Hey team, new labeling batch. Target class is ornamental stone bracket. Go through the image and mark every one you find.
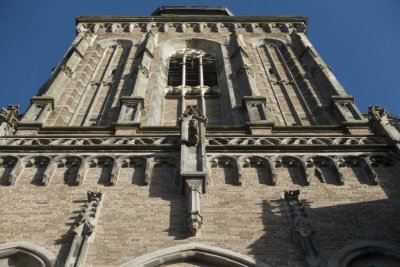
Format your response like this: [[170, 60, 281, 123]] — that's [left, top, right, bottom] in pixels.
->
[[179, 105, 208, 236], [65, 191, 104, 267], [369, 105, 400, 153], [0, 104, 19, 137], [183, 174, 205, 236], [284, 190, 322, 267]]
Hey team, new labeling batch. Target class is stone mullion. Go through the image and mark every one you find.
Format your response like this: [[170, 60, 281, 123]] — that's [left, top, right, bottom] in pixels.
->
[[9, 157, 23, 185], [83, 45, 119, 126], [69, 46, 109, 126], [199, 56, 207, 118], [275, 46, 317, 124], [181, 55, 187, 114], [256, 46, 288, 125], [265, 44, 303, 125], [221, 45, 240, 125]]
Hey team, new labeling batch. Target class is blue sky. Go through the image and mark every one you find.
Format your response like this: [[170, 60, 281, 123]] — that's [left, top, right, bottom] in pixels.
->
[[1, 0, 399, 114]]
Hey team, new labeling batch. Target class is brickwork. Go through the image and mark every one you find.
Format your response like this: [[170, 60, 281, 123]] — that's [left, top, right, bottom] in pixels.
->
[[2, 6, 400, 267], [0, 158, 398, 266]]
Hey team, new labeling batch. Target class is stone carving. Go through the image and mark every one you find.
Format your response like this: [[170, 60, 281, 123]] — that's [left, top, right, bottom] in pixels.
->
[[187, 119, 199, 147], [284, 190, 322, 267], [60, 65, 73, 78], [369, 105, 400, 153], [66, 191, 104, 267], [120, 103, 137, 122], [0, 137, 179, 146], [133, 64, 150, 78], [79, 22, 304, 34], [185, 178, 203, 236], [0, 105, 19, 137], [206, 136, 384, 146], [180, 105, 206, 121]]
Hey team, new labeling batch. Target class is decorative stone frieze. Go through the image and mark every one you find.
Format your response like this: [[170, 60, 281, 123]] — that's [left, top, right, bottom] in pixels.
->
[[179, 105, 208, 235], [284, 190, 322, 267]]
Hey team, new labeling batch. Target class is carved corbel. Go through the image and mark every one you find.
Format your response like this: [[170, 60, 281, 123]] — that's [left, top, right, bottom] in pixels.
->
[[76, 23, 86, 33], [184, 177, 203, 236], [76, 158, 92, 185], [284, 190, 322, 267], [359, 156, 379, 185], [312, 157, 343, 185], [42, 158, 58, 186], [209, 23, 220, 32], [294, 23, 307, 33], [144, 157, 153, 185], [66, 191, 104, 267], [8, 157, 23, 185], [267, 157, 277, 185], [110, 159, 122, 186]]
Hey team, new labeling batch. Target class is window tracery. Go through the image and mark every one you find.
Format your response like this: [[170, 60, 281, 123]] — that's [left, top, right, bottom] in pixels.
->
[[167, 49, 217, 88]]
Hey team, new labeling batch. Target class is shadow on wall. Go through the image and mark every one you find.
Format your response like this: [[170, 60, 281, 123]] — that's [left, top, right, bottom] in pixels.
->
[[148, 156, 187, 240], [248, 195, 400, 266], [53, 198, 87, 266]]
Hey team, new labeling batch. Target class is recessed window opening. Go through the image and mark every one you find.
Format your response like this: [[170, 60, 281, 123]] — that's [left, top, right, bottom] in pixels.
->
[[167, 49, 217, 87]]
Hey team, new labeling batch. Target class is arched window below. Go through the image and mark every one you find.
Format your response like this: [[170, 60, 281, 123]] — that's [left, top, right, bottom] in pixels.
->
[[167, 49, 218, 88]]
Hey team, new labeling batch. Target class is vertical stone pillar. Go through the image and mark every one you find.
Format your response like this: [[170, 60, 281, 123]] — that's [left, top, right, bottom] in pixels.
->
[[42, 158, 58, 186], [66, 191, 104, 267], [185, 178, 203, 236], [284, 190, 322, 267], [179, 105, 208, 236], [9, 157, 23, 185]]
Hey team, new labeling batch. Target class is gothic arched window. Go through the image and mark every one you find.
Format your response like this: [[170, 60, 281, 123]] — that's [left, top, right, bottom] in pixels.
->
[[167, 49, 218, 87]]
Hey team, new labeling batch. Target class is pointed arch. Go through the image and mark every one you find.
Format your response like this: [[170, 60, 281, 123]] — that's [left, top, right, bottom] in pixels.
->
[[328, 241, 400, 267], [119, 243, 270, 267], [0, 241, 56, 267]]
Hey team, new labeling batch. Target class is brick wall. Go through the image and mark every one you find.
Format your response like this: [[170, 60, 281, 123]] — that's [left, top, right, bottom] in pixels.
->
[[1, 156, 399, 266]]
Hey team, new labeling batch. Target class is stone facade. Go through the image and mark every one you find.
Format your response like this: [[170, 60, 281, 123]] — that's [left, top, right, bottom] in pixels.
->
[[0, 6, 399, 267]]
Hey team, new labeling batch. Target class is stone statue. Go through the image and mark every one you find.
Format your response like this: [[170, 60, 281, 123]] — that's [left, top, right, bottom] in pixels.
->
[[0, 105, 19, 137], [187, 119, 199, 147]]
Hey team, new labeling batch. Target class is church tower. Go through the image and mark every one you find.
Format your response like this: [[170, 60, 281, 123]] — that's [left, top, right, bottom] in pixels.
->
[[0, 6, 399, 267]]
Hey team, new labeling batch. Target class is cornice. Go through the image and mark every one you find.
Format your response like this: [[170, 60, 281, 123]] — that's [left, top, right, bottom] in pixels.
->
[[76, 16, 307, 25]]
